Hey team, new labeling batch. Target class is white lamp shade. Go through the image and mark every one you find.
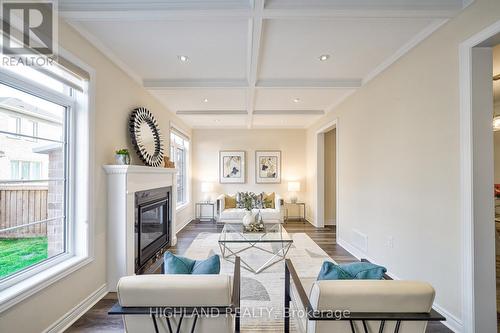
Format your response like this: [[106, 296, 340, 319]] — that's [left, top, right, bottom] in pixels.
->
[[201, 182, 214, 193], [494, 116, 500, 131], [288, 181, 300, 192]]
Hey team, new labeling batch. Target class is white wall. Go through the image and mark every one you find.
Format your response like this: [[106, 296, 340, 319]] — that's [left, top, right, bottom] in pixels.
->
[[305, 0, 500, 329], [324, 129, 336, 225], [0, 19, 193, 333], [192, 129, 306, 216]]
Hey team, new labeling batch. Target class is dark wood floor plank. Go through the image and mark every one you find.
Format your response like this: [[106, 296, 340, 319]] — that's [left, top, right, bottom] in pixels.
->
[[65, 220, 452, 333]]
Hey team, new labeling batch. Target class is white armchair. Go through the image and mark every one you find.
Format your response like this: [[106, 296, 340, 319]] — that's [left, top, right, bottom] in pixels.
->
[[216, 193, 284, 223], [284, 259, 445, 333], [109, 258, 241, 333]]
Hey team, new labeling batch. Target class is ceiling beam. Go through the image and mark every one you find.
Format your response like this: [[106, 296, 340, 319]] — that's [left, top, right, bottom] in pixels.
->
[[176, 110, 247, 115], [143, 79, 248, 89], [176, 109, 324, 116], [253, 110, 324, 115], [256, 78, 362, 88], [142, 78, 362, 89], [59, 0, 464, 20], [246, 0, 265, 129]]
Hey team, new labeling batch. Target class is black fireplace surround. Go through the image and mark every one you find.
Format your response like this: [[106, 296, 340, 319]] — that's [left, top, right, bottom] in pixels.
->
[[135, 186, 172, 273]]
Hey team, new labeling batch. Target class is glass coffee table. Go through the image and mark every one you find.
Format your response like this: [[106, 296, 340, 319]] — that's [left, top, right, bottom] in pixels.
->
[[218, 223, 293, 274]]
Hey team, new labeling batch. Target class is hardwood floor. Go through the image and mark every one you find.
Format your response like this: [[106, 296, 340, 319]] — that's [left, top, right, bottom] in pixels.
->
[[66, 220, 452, 333]]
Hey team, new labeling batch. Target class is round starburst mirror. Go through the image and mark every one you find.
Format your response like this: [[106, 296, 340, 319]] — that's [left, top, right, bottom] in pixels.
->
[[129, 107, 164, 167]]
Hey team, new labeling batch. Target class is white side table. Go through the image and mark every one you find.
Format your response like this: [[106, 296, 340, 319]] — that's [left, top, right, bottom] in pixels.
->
[[284, 202, 306, 222], [195, 202, 215, 222]]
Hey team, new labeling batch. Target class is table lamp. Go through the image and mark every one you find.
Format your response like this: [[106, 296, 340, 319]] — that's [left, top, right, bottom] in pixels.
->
[[201, 182, 214, 203], [288, 181, 300, 203]]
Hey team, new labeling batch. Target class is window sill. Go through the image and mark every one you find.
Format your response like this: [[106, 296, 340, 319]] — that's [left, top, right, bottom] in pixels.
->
[[176, 202, 191, 212], [0, 255, 93, 313]]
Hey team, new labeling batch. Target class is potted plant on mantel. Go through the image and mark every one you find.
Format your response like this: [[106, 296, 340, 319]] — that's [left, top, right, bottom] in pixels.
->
[[115, 149, 130, 165]]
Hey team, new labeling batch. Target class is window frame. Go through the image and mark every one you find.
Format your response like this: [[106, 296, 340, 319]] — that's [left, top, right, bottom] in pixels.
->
[[170, 127, 190, 210], [0, 52, 95, 313], [0, 70, 74, 289]]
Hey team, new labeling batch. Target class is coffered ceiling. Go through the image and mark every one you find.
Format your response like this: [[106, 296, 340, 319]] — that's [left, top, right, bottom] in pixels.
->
[[59, 0, 469, 129]]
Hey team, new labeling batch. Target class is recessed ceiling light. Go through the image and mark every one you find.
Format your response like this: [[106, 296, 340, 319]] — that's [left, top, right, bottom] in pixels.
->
[[319, 54, 330, 61], [214, 119, 220, 123], [178, 55, 189, 62], [203, 98, 209, 103], [293, 98, 300, 103]]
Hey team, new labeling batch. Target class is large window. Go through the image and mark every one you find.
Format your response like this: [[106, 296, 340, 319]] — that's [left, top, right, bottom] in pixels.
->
[[0, 62, 88, 286], [170, 128, 190, 207]]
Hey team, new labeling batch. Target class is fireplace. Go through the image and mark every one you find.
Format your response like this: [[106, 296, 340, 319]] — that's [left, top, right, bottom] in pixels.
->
[[135, 186, 172, 273]]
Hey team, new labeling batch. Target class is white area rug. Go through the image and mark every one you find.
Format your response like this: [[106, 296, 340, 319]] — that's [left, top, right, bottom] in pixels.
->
[[182, 232, 334, 332]]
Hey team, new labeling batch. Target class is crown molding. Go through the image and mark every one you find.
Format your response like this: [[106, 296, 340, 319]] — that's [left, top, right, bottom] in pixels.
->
[[362, 18, 448, 85], [67, 21, 143, 84]]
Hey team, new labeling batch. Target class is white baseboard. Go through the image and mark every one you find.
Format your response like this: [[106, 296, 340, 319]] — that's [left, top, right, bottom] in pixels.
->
[[43, 283, 108, 333], [325, 218, 336, 225], [337, 237, 365, 260], [175, 215, 193, 234], [433, 303, 463, 333], [338, 238, 462, 332]]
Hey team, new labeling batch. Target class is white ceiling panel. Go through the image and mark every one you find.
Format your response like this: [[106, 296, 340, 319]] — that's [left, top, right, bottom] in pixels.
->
[[252, 114, 323, 128], [254, 88, 354, 110], [150, 89, 247, 111], [258, 18, 435, 80], [77, 20, 249, 79]]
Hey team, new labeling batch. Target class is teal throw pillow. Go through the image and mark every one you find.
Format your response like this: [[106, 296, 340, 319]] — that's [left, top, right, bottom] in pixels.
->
[[317, 261, 387, 280], [317, 261, 353, 280], [163, 252, 220, 274], [340, 262, 387, 279]]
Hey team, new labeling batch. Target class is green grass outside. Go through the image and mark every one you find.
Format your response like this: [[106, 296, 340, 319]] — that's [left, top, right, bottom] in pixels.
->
[[0, 237, 48, 278]]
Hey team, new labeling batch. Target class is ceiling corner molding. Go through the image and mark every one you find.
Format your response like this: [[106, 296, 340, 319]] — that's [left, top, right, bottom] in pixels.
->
[[362, 18, 448, 85], [66, 21, 143, 84], [256, 79, 362, 88], [324, 90, 357, 114], [143, 79, 248, 89]]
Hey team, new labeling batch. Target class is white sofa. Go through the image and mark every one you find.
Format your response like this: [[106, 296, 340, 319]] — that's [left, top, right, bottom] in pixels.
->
[[216, 193, 284, 223]]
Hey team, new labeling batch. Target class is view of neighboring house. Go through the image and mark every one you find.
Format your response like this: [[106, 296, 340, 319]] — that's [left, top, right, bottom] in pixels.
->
[[0, 97, 63, 180], [0, 96, 65, 275]]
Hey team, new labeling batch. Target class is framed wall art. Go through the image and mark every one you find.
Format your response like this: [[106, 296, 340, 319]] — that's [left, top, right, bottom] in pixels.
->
[[219, 151, 246, 184], [255, 150, 281, 184]]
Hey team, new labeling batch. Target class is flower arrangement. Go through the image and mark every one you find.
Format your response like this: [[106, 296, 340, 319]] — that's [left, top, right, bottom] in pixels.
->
[[239, 192, 257, 211]]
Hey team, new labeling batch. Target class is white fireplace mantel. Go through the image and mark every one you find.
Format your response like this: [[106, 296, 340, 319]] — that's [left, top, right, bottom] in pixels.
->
[[103, 165, 178, 291]]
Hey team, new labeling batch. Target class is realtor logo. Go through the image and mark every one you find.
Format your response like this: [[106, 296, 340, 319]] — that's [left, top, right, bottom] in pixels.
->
[[2, 1, 54, 55]]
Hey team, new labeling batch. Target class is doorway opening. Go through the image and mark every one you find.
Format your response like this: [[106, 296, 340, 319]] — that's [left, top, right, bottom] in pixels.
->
[[315, 120, 338, 231], [324, 128, 337, 226], [460, 21, 500, 333]]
